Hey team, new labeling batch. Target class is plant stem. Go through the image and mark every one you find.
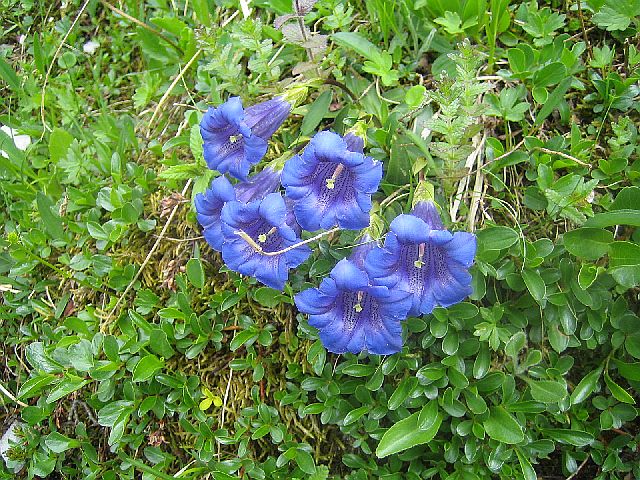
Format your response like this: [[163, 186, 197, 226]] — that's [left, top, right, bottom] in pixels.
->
[[234, 227, 340, 256]]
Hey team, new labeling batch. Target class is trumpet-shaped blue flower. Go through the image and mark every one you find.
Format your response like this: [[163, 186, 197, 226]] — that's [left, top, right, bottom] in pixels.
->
[[281, 131, 382, 231], [295, 241, 412, 355], [201, 96, 291, 180], [220, 193, 310, 290], [365, 202, 476, 316], [195, 168, 282, 252]]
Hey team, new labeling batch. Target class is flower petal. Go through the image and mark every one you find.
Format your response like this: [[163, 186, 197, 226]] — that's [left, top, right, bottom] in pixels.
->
[[259, 193, 287, 226], [444, 232, 477, 267], [295, 288, 335, 315], [344, 132, 364, 153], [330, 259, 369, 291], [412, 201, 444, 230], [310, 131, 347, 162], [389, 214, 430, 244]]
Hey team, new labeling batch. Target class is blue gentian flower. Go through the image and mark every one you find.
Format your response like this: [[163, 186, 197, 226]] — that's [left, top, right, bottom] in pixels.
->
[[365, 201, 476, 316], [195, 168, 282, 252], [295, 241, 412, 355], [220, 193, 311, 290], [281, 131, 382, 231], [201, 96, 291, 180]]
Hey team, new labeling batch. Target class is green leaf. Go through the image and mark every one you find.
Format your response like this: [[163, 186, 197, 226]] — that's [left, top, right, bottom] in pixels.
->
[[570, 368, 602, 405], [230, 329, 259, 352], [26, 343, 62, 373], [505, 332, 527, 358], [0, 57, 20, 91], [535, 76, 572, 126], [295, 450, 316, 475], [417, 399, 439, 430], [37, 192, 65, 240], [604, 371, 635, 404], [17, 374, 57, 400], [610, 187, 640, 210], [483, 406, 524, 444], [613, 359, 640, 382], [186, 258, 205, 289], [388, 377, 418, 410], [48, 128, 74, 163], [45, 432, 80, 453], [98, 401, 134, 427], [158, 163, 204, 180], [585, 210, 640, 228], [528, 380, 567, 403], [541, 428, 594, 447], [33, 33, 45, 74], [563, 228, 613, 260], [192, 0, 211, 25], [515, 447, 537, 480], [343, 406, 370, 426], [532, 62, 567, 87], [522, 269, 546, 304], [301, 90, 332, 136], [477, 226, 519, 251], [69, 340, 95, 372], [376, 410, 442, 458], [625, 334, 640, 359], [342, 364, 376, 377], [149, 329, 175, 358], [611, 265, 640, 288], [46, 375, 90, 403], [609, 241, 640, 267], [254, 287, 282, 308], [578, 263, 599, 289], [405, 85, 426, 108], [132, 354, 164, 382], [331, 32, 385, 65]]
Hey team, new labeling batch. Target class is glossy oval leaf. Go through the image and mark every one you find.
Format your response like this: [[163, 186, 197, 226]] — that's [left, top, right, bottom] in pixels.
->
[[376, 411, 442, 458], [570, 368, 602, 405], [483, 406, 524, 444], [563, 228, 613, 260], [528, 380, 567, 403]]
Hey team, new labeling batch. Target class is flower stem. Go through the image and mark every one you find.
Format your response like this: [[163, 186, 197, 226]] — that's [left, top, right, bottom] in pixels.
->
[[235, 227, 340, 256]]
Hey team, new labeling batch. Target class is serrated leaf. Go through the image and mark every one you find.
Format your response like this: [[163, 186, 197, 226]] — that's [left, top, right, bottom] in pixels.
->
[[158, 163, 204, 180]]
